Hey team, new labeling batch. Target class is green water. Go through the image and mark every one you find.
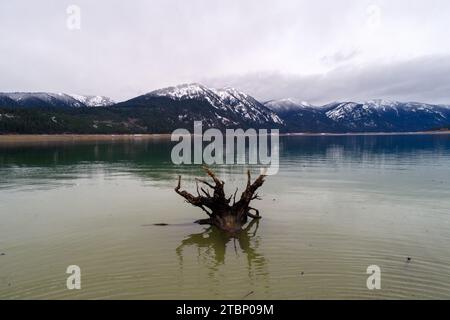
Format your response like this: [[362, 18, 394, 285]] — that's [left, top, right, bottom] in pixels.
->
[[1, 134, 450, 299]]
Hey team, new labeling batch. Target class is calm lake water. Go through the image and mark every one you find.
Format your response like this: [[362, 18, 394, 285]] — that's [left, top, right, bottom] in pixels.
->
[[1, 134, 450, 299]]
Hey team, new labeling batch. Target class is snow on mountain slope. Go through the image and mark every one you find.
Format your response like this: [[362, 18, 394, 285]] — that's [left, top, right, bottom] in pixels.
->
[[0, 92, 115, 108], [2, 87, 450, 133], [264, 98, 450, 132], [213, 87, 283, 124], [150, 83, 211, 100], [265, 98, 332, 132], [68, 94, 115, 107], [325, 100, 449, 121], [148, 83, 226, 110], [265, 98, 313, 113], [1, 92, 85, 108], [323, 100, 450, 131], [146, 83, 283, 126]]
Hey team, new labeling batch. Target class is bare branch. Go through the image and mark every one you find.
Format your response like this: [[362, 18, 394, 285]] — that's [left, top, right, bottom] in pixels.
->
[[195, 180, 200, 196], [203, 166, 224, 187], [237, 171, 266, 205], [247, 207, 261, 219], [200, 205, 212, 217], [174, 168, 268, 232], [175, 175, 212, 215], [251, 193, 262, 200], [194, 218, 213, 225], [200, 187, 211, 197], [195, 178, 215, 189], [232, 187, 238, 205]]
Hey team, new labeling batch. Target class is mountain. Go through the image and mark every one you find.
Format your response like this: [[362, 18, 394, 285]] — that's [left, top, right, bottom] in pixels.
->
[[264, 98, 338, 132], [115, 83, 283, 130], [2, 85, 450, 134], [322, 100, 450, 132], [0, 95, 20, 108], [0, 84, 284, 134], [265, 99, 450, 132], [0, 92, 114, 108], [0, 92, 85, 108], [265, 98, 313, 113], [67, 94, 115, 107]]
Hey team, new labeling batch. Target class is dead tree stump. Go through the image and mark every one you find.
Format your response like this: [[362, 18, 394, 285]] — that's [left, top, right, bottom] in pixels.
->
[[175, 166, 266, 233]]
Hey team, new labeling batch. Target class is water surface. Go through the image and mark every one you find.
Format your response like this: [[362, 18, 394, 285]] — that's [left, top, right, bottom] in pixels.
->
[[1, 134, 450, 299]]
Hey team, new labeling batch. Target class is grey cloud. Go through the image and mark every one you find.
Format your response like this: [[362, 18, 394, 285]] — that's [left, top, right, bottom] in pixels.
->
[[320, 49, 361, 67], [204, 55, 450, 105], [1, 1, 450, 103]]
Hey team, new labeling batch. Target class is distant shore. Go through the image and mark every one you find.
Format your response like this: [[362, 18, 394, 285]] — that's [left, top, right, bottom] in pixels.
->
[[282, 130, 450, 136], [0, 130, 449, 144], [0, 134, 172, 144]]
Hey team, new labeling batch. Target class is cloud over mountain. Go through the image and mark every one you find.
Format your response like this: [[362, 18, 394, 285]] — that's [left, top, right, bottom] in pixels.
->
[[204, 55, 450, 106]]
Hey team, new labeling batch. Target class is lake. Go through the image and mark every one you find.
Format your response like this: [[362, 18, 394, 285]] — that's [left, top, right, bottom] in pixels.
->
[[1, 134, 450, 299]]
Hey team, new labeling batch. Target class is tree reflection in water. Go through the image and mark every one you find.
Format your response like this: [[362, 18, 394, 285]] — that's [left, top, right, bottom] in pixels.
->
[[176, 219, 268, 288]]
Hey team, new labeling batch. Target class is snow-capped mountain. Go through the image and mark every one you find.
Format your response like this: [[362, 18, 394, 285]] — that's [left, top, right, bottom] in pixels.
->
[[149, 83, 215, 101], [147, 83, 283, 125], [264, 98, 333, 132], [0, 92, 114, 108], [2, 86, 450, 133], [117, 83, 283, 128], [321, 100, 450, 131], [212, 87, 283, 124], [265, 98, 450, 132], [324, 100, 449, 121], [0, 92, 85, 108], [67, 94, 115, 107], [265, 98, 313, 113]]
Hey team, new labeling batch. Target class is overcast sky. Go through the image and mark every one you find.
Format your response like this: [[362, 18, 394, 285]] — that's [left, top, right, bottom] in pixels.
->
[[1, 0, 450, 104]]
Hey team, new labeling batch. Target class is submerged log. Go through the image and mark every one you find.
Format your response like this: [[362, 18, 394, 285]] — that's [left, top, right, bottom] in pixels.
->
[[175, 166, 266, 233]]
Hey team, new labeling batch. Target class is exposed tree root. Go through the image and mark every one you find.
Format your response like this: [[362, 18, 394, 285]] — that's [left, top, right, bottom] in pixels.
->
[[175, 166, 267, 233]]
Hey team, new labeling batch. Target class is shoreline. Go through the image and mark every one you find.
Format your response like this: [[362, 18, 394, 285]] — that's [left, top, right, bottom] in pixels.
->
[[0, 134, 172, 144], [282, 130, 450, 136], [0, 130, 449, 143]]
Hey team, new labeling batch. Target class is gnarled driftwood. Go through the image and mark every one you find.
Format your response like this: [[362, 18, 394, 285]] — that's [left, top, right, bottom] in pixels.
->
[[175, 166, 266, 233]]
